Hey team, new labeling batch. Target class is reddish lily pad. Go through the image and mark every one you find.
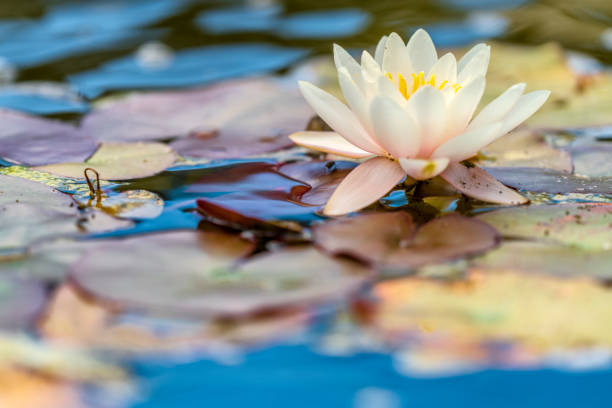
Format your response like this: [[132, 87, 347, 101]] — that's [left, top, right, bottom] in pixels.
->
[[194, 161, 331, 229], [278, 160, 357, 205], [70, 232, 368, 317], [475, 203, 612, 250], [314, 212, 499, 269], [0, 109, 97, 166], [81, 78, 312, 158]]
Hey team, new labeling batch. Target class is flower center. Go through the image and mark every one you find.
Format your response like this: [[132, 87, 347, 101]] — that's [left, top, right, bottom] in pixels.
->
[[384, 71, 462, 100]]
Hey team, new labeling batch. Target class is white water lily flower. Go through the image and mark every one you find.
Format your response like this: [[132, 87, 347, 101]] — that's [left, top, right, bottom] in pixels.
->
[[290, 29, 550, 216]]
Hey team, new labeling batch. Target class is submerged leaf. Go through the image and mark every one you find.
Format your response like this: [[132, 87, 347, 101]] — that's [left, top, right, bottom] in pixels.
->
[[314, 212, 499, 269], [36, 142, 177, 181]]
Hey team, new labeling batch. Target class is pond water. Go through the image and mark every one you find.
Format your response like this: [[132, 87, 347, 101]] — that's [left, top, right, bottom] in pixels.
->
[[1, 0, 612, 407]]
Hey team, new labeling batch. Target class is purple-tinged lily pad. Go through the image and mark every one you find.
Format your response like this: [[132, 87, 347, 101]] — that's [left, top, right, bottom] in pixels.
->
[[0, 277, 46, 330], [441, 162, 529, 205], [0, 109, 97, 166], [483, 167, 612, 194], [475, 203, 612, 250], [70, 232, 367, 317], [314, 212, 499, 269], [81, 78, 311, 158], [0, 175, 132, 251], [571, 143, 612, 178]]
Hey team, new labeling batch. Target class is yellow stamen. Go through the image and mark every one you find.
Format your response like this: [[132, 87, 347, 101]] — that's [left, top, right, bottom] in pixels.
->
[[385, 70, 462, 100], [427, 74, 436, 87], [398, 73, 408, 99]]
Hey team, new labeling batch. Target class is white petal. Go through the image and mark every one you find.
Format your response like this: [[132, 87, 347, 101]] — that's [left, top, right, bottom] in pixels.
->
[[431, 122, 502, 162], [468, 83, 525, 130], [457, 46, 490, 84], [441, 162, 528, 205], [398, 157, 449, 180], [445, 76, 486, 137], [407, 85, 447, 157], [427, 52, 457, 84], [289, 131, 372, 159], [374, 35, 388, 66], [298, 81, 384, 154], [407, 28, 438, 74], [370, 97, 420, 158], [333, 43, 360, 76], [338, 67, 372, 132], [324, 157, 405, 216], [361, 50, 381, 78], [376, 74, 407, 107], [499, 90, 551, 135], [382, 32, 412, 76], [457, 43, 488, 73]]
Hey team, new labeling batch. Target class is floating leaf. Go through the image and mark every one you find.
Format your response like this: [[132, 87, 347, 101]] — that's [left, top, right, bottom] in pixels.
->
[[440, 162, 528, 204], [278, 160, 357, 205], [0, 175, 132, 251], [41, 285, 308, 352], [314, 212, 499, 269], [476, 203, 612, 250], [36, 142, 177, 181], [472, 241, 612, 280], [71, 233, 368, 317], [81, 78, 312, 159], [374, 271, 612, 349], [194, 161, 324, 228], [484, 167, 612, 194], [73, 189, 164, 220], [0, 368, 83, 408], [0, 109, 97, 166], [0, 82, 89, 115], [197, 6, 370, 39], [478, 130, 572, 172], [0, 277, 45, 330], [70, 44, 308, 98], [0, 334, 125, 382], [571, 142, 612, 178]]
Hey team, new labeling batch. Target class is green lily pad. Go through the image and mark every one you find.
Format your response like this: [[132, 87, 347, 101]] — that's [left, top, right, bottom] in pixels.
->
[[478, 130, 572, 172], [35, 142, 177, 181], [475, 203, 612, 250], [472, 241, 612, 280]]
